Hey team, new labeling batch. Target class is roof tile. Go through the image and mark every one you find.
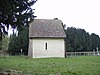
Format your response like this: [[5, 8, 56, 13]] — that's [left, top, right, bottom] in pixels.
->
[[29, 19, 66, 38]]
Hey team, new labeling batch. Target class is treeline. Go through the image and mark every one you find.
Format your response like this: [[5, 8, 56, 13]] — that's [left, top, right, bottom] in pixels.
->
[[65, 27, 100, 52], [8, 26, 29, 55], [1, 26, 100, 55], [0, 26, 29, 55]]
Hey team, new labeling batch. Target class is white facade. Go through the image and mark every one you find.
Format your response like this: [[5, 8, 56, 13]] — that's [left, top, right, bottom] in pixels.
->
[[28, 19, 66, 58], [29, 38, 65, 58]]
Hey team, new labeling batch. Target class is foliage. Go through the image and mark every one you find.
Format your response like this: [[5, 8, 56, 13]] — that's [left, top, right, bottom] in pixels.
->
[[65, 27, 100, 52], [2, 35, 10, 51], [0, 0, 37, 55], [8, 26, 100, 55], [17, 25, 29, 55], [8, 26, 29, 55], [0, 56, 100, 75], [0, 34, 2, 50], [89, 33, 100, 50], [0, 0, 37, 34], [8, 33, 20, 55], [0, 34, 9, 56]]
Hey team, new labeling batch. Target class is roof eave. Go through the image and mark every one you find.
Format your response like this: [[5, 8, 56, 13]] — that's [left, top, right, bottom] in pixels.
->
[[29, 36, 66, 39]]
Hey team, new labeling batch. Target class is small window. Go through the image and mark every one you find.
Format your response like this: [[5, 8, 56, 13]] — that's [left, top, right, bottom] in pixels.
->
[[45, 43, 47, 50]]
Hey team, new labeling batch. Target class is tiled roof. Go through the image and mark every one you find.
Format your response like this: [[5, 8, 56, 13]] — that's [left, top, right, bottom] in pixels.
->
[[29, 19, 66, 38]]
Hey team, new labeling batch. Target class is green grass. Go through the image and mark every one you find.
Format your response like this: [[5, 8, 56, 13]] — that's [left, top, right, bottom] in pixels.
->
[[0, 56, 100, 75]]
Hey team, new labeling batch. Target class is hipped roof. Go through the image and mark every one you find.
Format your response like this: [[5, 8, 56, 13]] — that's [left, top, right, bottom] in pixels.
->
[[29, 19, 66, 38]]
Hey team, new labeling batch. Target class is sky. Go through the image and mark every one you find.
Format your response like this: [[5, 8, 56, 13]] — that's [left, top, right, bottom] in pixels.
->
[[32, 0, 100, 36]]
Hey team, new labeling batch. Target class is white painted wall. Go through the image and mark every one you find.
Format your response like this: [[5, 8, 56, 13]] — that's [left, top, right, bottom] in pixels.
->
[[28, 39, 33, 57], [31, 38, 65, 58]]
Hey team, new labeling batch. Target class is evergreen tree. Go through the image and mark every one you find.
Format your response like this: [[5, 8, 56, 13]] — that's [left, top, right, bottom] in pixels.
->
[[65, 27, 100, 52], [8, 26, 29, 55], [0, 32, 2, 50], [89, 33, 100, 51], [0, 0, 37, 34], [17, 25, 29, 55], [0, 0, 37, 55], [8, 33, 19, 55], [65, 27, 76, 52]]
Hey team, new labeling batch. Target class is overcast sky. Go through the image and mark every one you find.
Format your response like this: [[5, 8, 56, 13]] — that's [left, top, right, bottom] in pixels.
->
[[33, 0, 100, 36]]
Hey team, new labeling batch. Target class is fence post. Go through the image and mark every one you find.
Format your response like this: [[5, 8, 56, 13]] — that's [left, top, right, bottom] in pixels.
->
[[21, 49, 23, 56], [96, 47, 99, 55]]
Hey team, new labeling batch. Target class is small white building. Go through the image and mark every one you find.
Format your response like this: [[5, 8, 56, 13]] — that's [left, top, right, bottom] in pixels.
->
[[28, 19, 66, 58]]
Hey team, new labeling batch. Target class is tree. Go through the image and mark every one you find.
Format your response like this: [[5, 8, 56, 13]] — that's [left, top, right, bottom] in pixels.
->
[[8, 33, 20, 55], [2, 35, 10, 56], [2, 35, 10, 51], [65, 27, 100, 52], [0, 0, 37, 34], [0, 0, 37, 54], [8, 26, 29, 55], [17, 25, 29, 55], [0, 33, 2, 50], [65, 27, 76, 52], [89, 33, 100, 51]]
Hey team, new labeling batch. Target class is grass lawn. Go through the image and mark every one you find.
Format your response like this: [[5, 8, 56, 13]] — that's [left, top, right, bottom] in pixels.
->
[[0, 56, 100, 75]]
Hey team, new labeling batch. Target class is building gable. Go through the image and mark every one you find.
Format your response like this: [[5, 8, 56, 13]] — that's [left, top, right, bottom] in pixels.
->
[[28, 19, 66, 58]]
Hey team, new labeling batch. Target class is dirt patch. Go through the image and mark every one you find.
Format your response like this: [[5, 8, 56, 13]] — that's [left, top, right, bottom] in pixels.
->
[[0, 69, 22, 75]]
